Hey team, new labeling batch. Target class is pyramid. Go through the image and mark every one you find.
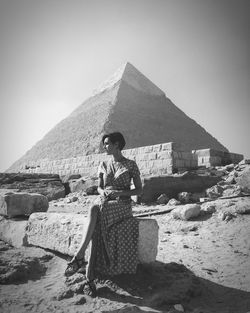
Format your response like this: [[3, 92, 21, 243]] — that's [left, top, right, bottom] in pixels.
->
[[9, 62, 228, 171]]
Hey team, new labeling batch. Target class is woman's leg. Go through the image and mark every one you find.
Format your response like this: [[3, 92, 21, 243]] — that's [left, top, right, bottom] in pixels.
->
[[73, 204, 100, 260]]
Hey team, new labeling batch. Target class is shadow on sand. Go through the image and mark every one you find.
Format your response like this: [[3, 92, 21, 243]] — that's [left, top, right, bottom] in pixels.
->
[[96, 261, 250, 313]]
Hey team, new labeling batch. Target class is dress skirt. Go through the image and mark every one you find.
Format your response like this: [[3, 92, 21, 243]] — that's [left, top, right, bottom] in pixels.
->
[[87, 198, 139, 278]]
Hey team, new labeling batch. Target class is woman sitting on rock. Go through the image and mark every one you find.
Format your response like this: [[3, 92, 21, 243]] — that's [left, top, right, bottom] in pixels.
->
[[65, 132, 142, 296]]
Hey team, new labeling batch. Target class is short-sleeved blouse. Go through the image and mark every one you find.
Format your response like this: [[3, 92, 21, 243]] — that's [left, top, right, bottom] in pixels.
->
[[98, 157, 140, 191]]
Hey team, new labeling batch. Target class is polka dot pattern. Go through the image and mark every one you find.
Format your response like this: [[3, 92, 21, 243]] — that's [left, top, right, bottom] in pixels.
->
[[89, 158, 140, 276]]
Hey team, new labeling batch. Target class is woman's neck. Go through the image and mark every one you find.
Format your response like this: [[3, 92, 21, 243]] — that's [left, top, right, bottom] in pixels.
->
[[112, 150, 124, 162]]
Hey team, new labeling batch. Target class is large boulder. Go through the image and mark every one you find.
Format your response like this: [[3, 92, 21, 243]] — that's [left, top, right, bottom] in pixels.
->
[[141, 174, 220, 203], [235, 166, 250, 193], [0, 192, 48, 217], [0, 173, 65, 201], [26, 212, 159, 263], [172, 204, 201, 220]]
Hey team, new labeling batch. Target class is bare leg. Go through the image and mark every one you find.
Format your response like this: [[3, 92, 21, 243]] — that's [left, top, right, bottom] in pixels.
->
[[73, 204, 100, 260], [85, 238, 97, 281]]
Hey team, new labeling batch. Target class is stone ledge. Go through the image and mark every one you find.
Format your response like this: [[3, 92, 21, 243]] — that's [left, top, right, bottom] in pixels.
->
[[26, 212, 159, 263]]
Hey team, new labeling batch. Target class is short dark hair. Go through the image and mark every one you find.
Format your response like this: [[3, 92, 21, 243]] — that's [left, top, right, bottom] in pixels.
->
[[102, 132, 126, 150]]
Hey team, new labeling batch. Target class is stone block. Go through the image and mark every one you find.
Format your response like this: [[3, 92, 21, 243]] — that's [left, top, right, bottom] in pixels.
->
[[26, 213, 159, 263], [172, 204, 201, 220], [0, 192, 49, 217], [0, 216, 28, 247], [161, 142, 173, 151]]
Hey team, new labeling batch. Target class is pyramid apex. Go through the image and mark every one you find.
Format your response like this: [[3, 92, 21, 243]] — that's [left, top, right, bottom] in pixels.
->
[[93, 62, 165, 96]]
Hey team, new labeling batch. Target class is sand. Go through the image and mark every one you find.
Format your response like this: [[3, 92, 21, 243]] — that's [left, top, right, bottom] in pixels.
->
[[0, 197, 250, 313]]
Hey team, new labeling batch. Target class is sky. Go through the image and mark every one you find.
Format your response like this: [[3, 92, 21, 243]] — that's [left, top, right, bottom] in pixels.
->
[[0, 0, 249, 172]]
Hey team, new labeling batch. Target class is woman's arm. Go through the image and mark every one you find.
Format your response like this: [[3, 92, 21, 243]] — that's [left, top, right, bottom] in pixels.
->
[[97, 173, 106, 197], [109, 175, 142, 197]]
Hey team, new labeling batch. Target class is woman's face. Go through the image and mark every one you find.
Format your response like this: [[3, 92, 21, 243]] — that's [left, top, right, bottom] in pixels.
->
[[103, 137, 118, 155]]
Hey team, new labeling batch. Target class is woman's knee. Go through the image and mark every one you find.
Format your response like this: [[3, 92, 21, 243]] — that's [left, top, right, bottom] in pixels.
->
[[89, 205, 99, 217]]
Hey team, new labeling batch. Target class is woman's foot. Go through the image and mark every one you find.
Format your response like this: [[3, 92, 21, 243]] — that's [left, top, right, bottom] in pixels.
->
[[83, 280, 97, 298], [64, 256, 88, 277]]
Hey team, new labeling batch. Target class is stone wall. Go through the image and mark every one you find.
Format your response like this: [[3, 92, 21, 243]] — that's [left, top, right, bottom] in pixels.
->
[[193, 149, 243, 168], [8, 142, 243, 178], [13, 142, 197, 177]]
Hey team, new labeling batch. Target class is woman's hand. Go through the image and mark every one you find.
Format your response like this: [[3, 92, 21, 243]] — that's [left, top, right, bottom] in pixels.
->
[[108, 190, 123, 198]]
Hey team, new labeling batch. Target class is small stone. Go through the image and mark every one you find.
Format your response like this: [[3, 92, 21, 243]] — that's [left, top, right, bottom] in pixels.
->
[[156, 194, 169, 205], [178, 192, 191, 203], [225, 164, 235, 171], [172, 204, 201, 221], [174, 304, 184, 312], [167, 198, 181, 206]]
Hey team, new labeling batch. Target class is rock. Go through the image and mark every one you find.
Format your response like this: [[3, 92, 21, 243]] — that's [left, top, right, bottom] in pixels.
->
[[68, 177, 98, 194], [239, 159, 250, 165], [85, 185, 98, 195], [167, 198, 181, 206], [222, 185, 242, 197], [200, 203, 216, 214], [206, 185, 223, 199], [65, 196, 78, 203], [172, 204, 201, 221], [26, 213, 159, 263], [74, 296, 86, 305], [178, 192, 191, 203], [224, 175, 235, 184], [174, 304, 185, 312], [156, 194, 169, 204], [224, 163, 235, 171], [0, 173, 65, 201], [218, 211, 236, 221], [235, 166, 250, 193], [0, 216, 29, 247], [0, 192, 49, 217]]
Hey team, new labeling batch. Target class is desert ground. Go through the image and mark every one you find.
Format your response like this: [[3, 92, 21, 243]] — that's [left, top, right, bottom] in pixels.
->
[[0, 194, 250, 313]]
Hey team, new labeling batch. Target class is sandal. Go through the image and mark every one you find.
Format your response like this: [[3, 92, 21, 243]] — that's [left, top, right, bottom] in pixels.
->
[[64, 257, 88, 277], [83, 280, 97, 298]]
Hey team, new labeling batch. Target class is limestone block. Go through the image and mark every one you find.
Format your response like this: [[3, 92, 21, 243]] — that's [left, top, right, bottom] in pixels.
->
[[153, 144, 162, 152], [157, 151, 172, 159], [161, 142, 173, 151], [172, 204, 201, 220], [26, 213, 159, 263], [0, 216, 28, 247], [0, 192, 49, 217]]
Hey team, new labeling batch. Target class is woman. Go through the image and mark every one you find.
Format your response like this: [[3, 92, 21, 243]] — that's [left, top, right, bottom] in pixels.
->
[[65, 132, 142, 296]]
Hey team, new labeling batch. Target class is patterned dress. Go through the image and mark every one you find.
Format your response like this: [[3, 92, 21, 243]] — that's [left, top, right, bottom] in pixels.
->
[[86, 157, 140, 278]]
